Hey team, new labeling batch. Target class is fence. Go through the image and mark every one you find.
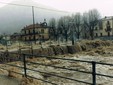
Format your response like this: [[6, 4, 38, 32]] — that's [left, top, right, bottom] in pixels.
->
[[0, 52, 113, 85]]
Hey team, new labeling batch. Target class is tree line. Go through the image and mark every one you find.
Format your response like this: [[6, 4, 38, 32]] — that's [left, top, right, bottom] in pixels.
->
[[48, 9, 101, 44]]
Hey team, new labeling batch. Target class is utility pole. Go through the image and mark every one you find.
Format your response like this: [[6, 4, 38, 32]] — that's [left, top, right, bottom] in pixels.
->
[[32, 6, 36, 44], [31, 6, 35, 56], [32, 6, 35, 28]]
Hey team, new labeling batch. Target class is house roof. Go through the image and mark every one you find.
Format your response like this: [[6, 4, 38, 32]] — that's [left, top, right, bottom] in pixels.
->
[[101, 16, 113, 21], [11, 33, 21, 37], [22, 22, 48, 31]]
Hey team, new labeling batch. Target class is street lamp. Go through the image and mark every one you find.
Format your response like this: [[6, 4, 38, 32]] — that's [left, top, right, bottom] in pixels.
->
[[32, 6, 36, 44]]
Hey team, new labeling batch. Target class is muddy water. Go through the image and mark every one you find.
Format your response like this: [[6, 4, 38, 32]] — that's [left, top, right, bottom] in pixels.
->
[[0, 75, 20, 85]]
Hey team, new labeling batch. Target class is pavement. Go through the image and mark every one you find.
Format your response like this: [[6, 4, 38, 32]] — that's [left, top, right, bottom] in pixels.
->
[[0, 75, 20, 85]]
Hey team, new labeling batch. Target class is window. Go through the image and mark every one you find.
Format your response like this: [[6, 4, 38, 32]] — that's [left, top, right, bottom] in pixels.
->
[[33, 35, 35, 40], [96, 33, 98, 37], [95, 27, 98, 30], [25, 30, 26, 34], [108, 32, 110, 36], [33, 29, 35, 33], [25, 37, 26, 40], [30, 29, 34, 33], [42, 35, 44, 41], [42, 35, 44, 39], [41, 29, 44, 33], [99, 21, 103, 30], [106, 21, 111, 31], [29, 30, 30, 34], [39, 35, 41, 38], [100, 33, 103, 37], [35, 29, 38, 33], [107, 21, 110, 25], [26, 30, 29, 34], [29, 36, 31, 40]]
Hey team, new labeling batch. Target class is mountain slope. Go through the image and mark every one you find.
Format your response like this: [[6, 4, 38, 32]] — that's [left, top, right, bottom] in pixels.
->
[[0, 0, 69, 34]]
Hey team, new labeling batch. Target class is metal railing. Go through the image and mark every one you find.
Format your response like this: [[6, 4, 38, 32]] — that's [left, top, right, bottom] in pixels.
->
[[0, 52, 113, 85]]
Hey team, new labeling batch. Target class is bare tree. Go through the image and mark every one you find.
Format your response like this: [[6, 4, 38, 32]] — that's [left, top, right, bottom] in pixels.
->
[[83, 9, 101, 39], [72, 13, 83, 39], [49, 18, 57, 40], [82, 12, 90, 39], [57, 16, 71, 42], [57, 17, 64, 42]]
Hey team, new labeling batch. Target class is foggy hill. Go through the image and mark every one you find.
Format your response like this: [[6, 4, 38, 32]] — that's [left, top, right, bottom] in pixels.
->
[[0, 0, 69, 34]]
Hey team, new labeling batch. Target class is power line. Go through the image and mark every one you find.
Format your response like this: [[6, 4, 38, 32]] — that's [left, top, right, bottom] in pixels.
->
[[0, 1, 31, 7], [0, 1, 69, 13]]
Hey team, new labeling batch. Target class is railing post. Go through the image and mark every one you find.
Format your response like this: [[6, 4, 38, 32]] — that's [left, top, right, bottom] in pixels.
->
[[5, 50, 9, 62], [92, 61, 96, 85], [6, 51, 9, 62], [23, 54, 27, 77]]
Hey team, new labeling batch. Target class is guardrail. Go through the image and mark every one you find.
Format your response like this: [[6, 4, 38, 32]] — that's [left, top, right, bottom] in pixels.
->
[[0, 52, 113, 85]]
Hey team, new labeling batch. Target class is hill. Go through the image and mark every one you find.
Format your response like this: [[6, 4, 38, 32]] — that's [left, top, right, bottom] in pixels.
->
[[0, 0, 69, 34]]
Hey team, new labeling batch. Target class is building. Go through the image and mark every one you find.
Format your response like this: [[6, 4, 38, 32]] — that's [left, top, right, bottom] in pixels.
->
[[10, 33, 21, 41], [0, 34, 11, 45], [94, 16, 113, 38], [21, 21, 49, 42]]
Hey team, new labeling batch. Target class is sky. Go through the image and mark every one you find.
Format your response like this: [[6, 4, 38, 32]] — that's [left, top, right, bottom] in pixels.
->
[[0, 0, 113, 17]]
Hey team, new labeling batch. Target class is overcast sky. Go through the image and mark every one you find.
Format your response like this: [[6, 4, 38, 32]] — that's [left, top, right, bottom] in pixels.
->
[[0, 0, 113, 17]]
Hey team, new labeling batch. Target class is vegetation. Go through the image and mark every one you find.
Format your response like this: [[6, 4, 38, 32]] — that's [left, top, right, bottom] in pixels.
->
[[49, 9, 101, 44]]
